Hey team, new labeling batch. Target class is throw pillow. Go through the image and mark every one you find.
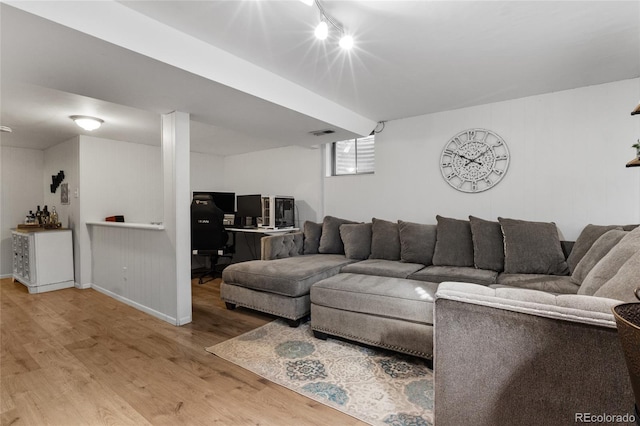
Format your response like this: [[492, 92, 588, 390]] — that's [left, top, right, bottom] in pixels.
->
[[594, 250, 640, 302], [369, 218, 401, 261], [578, 226, 640, 296], [318, 216, 357, 254], [566, 224, 622, 273], [498, 217, 569, 275], [432, 215, 474, 267], [572, 229, 627, 286], [397, 220, 437, 265], [303, 221, 322, 254], [340, 223, 372, 260], [469, 216, 504, 271]]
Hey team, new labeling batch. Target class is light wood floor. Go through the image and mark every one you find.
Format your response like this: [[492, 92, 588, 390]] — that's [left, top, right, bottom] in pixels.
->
[[0, 277, 364, 425]]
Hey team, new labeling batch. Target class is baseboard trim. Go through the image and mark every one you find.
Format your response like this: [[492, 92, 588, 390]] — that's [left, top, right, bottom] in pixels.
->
[[177, 315, 192, 326], [0, 274, 13, 279], [90, 284, 180, 326], [75, 282, 92, 290]]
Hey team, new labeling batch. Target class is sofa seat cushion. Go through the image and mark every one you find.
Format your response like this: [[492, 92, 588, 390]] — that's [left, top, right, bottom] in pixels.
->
[[311, 273, 438, 325], [408, 265, 498, 285], [496, 274, 579, 294], [221, 254, 357, 297], [340, 259, 425, 278]]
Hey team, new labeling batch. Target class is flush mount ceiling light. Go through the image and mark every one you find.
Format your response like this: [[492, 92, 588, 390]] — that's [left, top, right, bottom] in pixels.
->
[[70, 115, 103, 131], [307, 0, 354, 50], [0, 125, 12, 133]]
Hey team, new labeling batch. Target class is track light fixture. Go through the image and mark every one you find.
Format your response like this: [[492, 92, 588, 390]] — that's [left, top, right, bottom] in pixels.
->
[[311, 0, 354, 50], [314, 20, 328, 40]]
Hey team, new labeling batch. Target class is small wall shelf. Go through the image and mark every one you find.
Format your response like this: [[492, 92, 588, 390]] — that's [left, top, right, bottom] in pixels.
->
[[86, 221, 165, 231]]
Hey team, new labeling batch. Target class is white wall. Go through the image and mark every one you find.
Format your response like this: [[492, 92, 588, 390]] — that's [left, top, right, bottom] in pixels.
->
[[324, 78, 640, 240], [43, 137, 81, 284], [0, 146, 44, 277], [224, 145, 324, 226], [80, 136, 163, 224], [191, 151, 226, 193]]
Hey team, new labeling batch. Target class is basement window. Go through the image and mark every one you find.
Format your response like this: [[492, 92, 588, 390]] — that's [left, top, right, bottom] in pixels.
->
[[331, 135, 375, 175]]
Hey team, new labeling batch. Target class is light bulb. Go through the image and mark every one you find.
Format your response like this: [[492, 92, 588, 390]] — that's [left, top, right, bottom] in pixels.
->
[[339, 34, 354, 50], [315, 21, 328, 40]]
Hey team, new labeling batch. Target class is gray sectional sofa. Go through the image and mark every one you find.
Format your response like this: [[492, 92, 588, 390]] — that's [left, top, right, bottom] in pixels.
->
[[221, 216, 640, 423], [221, 215, 638, 356]]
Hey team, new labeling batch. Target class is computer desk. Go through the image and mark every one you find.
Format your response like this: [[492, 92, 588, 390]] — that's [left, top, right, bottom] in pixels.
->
[[225, 227, 299, 235]]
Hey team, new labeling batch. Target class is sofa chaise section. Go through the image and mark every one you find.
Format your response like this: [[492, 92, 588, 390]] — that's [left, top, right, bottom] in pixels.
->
[[221, 253, 357, 326]]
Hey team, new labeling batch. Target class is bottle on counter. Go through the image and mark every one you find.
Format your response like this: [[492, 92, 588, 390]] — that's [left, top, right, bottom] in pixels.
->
[[43, 205, 49, 224], [35, 205, 42, 225], [50, 207, 59, 227]]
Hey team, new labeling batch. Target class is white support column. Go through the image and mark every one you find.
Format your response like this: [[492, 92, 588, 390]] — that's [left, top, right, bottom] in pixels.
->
[[162, 111, 192, 325]]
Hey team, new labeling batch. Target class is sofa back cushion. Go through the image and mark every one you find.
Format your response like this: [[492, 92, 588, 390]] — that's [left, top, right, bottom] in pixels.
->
[[432, 215, 474, 267], [579, 226, 640, 296], [318, 216, 358, 254], [498, 217, 569, 275], [594, 249, 640, 302], [303, 221, 323, 254], [369, 218, 401, 261], [398, 220, 437, 266], [340, 223, 372, 260], [566, 224, 622, 273], [572, 229, 627, 286], [469, 216, 504, 271]]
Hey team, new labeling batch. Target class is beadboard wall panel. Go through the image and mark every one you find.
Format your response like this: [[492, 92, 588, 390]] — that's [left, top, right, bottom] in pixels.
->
[[89, 225, 178, 323]]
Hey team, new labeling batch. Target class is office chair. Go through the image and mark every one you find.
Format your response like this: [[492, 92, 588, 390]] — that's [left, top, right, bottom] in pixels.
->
[[191, 194, 234, 284]]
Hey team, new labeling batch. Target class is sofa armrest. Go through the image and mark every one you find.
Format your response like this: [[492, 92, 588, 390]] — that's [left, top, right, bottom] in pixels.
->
[[437, 281, 618, 327], [260, 232, 304, 260], [434, 282, 634, 426]]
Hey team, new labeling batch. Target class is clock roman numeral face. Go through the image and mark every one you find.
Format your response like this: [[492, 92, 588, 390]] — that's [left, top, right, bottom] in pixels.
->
[[439, 128, 510, 193]]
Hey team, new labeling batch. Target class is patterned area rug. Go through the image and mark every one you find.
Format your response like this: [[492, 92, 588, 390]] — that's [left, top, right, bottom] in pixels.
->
[[205, 320, 434, 426]]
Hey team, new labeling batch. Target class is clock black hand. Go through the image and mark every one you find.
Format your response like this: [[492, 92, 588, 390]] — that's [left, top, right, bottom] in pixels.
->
[[458, 154, 481, 166], [468, 148, 491, 165]]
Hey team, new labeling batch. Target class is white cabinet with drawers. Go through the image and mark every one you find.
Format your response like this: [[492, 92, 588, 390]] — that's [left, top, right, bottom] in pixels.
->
[[12, 229, 74, 293]]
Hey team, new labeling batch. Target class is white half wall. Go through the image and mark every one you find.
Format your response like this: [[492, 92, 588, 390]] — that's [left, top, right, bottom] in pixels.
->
[[324, 78, 640, 240], [223, 145, 324, 226], [0, 146, 44, 277]]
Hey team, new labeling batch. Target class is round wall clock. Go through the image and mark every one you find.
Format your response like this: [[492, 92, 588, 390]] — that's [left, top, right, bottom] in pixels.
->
[[440, 128, 510, 193]]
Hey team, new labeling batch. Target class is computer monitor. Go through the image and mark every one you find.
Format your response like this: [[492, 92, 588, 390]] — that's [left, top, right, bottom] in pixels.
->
[[193, 191, 236, 214], [236, 194, 262, 222]]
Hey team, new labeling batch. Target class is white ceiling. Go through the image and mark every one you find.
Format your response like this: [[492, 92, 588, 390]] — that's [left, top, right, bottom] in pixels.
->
[[1, 1, 639, 156]]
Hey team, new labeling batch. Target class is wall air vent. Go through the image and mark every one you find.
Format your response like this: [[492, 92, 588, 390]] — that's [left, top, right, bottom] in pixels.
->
[[309, 129, 335, 136]]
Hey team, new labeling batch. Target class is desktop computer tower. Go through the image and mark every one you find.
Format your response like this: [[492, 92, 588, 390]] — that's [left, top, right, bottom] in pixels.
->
[[261, 196, 295, 229]]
